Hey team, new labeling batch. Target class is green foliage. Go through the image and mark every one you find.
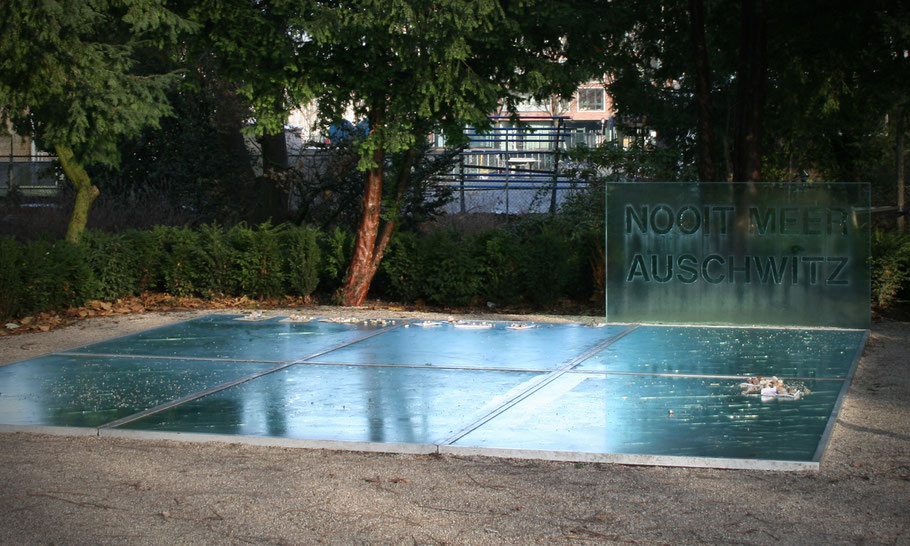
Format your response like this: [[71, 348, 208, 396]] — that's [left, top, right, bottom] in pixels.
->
[[871, 229, 910, 308], [197, 222, 238, 296], [0, 237, 24, 318], [79, 230, 139, 300], [379, 232, 426, 303], [291, 0, 594, 169], [126, 229, 164, 294], [380, 231, 484, 307], [319, 228, 355, 292], [0, 223, 327, 320], [377, 223, 593, 309], [281, 141, 457, 232], [519, 223, 577, 306], [0, 0, 198, 243], [225, 223, 286, 299], [566, 141, 698, 183], [0, 0, 195, 167], [474, 231, 524, 305], [0, 219, 611, 320], [420, 231, 485, 307], [282, 225, 321, 297], [87, 86, 257, 224], [153, 226, 205, 297], [0, 238, 91, 318], [589, 0, 908, 189]]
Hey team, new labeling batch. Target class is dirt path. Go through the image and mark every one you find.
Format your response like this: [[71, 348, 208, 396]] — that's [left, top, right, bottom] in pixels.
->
[[1, 309, 908, 544]]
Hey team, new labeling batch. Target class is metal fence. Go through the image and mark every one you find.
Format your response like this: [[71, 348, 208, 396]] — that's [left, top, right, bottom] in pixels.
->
[[0, 159, 59, 197], [432, 117, 588, 214]]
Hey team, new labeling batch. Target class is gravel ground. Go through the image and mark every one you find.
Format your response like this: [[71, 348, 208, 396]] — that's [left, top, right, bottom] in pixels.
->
[[0, 308, 908, 545]]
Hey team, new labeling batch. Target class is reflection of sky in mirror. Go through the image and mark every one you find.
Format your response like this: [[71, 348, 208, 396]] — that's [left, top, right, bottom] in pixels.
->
[[124, 364, 543, 445], [456, 373, 842, 461], [63, 315, 389, 361], [579, 326, 864, 378], [315, 323, 625, 369], [0, 355, 273, 427]]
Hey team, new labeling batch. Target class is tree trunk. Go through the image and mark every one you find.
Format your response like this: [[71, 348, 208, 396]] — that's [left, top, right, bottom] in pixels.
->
[[338, 150, 385, 306], [209, 79, 257, 183], [689, 0, 718, 182], [338, 101, 386, 306], [367, 147, 418, 273], [337, 136, 419, 307], [896, 105, 906, 233], [732, 0, 768, 182], [56, 144, 99, 244], [254, 131, 290, 223]]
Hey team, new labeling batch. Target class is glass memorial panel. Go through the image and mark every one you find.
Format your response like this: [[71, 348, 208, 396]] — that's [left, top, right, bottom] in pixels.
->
[[577, 325, 866, 379], [122, 364, 542, 445], [63, 315, 390, 361], [316, 323, 623, 370], [0, 355, 274, 427], [454, 373, 842, 461], [605, 182, 870, 328]]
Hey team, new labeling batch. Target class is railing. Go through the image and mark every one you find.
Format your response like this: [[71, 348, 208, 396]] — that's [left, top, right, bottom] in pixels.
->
[[432, 117, 588, 215], [0, 159, 59, 197]]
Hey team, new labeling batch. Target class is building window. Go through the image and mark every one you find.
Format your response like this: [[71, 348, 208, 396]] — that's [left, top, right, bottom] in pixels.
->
[[577, 88, 605, 112]]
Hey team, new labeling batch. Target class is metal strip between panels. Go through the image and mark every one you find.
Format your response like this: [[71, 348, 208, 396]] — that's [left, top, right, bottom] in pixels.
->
[[98, 320, 411, 430], [435, 325, 640, 446]]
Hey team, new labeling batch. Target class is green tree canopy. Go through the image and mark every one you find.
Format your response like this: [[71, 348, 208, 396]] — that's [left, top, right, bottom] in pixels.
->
[[273, 0, 600, 305], [0, 0, 194, 242], [590, 0, 908, 189]]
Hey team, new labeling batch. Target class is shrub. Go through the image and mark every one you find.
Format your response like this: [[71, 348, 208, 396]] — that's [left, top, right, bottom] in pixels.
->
[[378, 231, 424, 303], [6, 238, 92, 317], [79, 230, 140, 301], [154, 226, 205, 297], [227, 222, 285, 299], [420, 230, 485, 306], [519, 223, 577, 306], [379, 230, 486, 306], [319, 227, 355, 293], [282, 225, 321, 297], [474, 230, 524, 305], [0, 237, 24, 318], [124, 229, 165, 294], [871, 229, 910, 308], [198, 222, 238, 296]]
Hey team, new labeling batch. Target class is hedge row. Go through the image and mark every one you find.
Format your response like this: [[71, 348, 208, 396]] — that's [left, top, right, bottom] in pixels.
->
[[4, 222, 905, 321], [0, 221, 602, 320], [0, 223, 322, 319], [376, 225, 600, 307]]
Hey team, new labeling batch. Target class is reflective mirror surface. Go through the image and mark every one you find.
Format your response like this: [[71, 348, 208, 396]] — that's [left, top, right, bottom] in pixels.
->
[[455, 373, 842, 461], [578, 326, 865, 378], [122, 365, 542, 444], [0, 355, 274, 427], [317, 323, 623, 369], [0, 315, 867, 466], [63, 315, 390, 361]]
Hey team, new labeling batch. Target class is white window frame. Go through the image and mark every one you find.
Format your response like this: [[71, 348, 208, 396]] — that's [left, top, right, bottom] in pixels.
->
[[577, 87, 606, 112]]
